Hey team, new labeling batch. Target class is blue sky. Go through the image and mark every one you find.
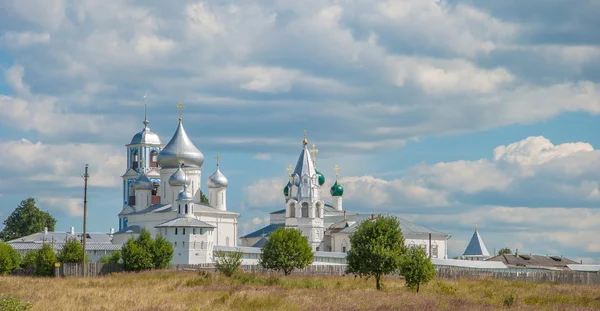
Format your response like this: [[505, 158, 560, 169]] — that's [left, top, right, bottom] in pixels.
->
[[1, 0, 600, 262]]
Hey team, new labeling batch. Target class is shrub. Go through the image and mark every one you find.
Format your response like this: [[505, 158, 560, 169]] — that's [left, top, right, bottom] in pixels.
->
[[121, 229, 173, 272], [99, 251, 121, 264], [20, 251, 37, 269], [399, 246, 436, 293], [0, 295, 32, 311], [0, 242, 21, 275], [34, 244, 57, 277], [504, 293, 516, 306], [57, 238, 84, 263], [259, 228, 313, 275], [214, 250, 243, 277], [346, 215, 406, 290]]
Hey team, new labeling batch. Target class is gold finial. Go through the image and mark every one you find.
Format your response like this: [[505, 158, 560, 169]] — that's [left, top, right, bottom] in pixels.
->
[[214, 154, 221, 166], [302, 130, 308, 147], [475, 224, 478, 232], [286, 164, 293, 181], [333, 165, 340, 181], [176, 101, 184, 121], [309, 144, 319, 167], [176, 152, 183, 165]]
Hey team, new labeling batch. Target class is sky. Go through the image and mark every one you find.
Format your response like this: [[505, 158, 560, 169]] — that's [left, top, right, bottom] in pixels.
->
[[1, 0, 599, 262]]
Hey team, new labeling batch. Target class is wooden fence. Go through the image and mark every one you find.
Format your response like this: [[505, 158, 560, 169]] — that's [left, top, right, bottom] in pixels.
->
[[55, 263, 600, 285]]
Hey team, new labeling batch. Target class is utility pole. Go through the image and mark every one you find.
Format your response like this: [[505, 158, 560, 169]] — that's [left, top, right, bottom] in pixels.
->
[[82, 164, 89, 277]]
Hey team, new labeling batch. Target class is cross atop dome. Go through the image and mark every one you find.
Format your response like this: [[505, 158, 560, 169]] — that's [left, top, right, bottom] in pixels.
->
[[215, 154, 221, 166], [177, 101, 184, 122], [303, 129, 308, 147], [309, 144, 318, 167]]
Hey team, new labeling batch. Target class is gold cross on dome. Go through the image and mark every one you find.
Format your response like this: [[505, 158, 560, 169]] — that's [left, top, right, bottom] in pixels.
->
[[309, 144, 319, 166], [176, 101, 184, 121], [214, 154, 221, 166], [286, 164, 293, 180], [302, 129, 308, 146], [333, 165, 340, 181]]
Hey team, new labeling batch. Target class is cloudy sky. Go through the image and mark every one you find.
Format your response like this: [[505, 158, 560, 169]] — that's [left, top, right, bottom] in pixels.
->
[[1, 0, 599, 262]]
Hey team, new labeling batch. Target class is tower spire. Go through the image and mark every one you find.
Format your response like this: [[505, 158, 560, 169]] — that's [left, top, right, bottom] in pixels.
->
[[177, 101, 184, 122], [143, 93, 149, 128], [303, 130, 308, 147]]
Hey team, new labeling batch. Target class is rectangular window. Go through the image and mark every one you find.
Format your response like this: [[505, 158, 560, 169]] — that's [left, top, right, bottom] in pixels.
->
[[183, 228, 186, 235], [193, 228, 196, 235], [342, 247, 347, 253], [175, 228, 178, 235], [432, 245, 439, 258]]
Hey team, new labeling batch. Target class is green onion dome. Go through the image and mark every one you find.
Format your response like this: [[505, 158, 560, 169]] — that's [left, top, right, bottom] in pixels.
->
[[315, 169, 325, 186], [283, 181, 291, 196], [330, 181, 344, 197]]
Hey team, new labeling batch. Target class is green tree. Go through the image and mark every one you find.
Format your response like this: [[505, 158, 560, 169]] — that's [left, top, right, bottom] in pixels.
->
[[0, 198, 56, 241], [152, 235, 174, 269], [199, 191, 209, 204], [259, 228, 313, 275], [99, 251, 121, 264], [121, 229, 173, 271], [399, 247, 436, 293], [0, 242, 21, 275], [20, 251, 37, 269], [34, 244, 57, 277], [57, 238, 84, 263], [498, 247, 512, 256], [346, 215, 407, 290], [214, 250, 243, 277]]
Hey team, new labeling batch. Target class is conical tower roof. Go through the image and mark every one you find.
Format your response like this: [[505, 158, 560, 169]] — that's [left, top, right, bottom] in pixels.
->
[[462, 226, 490, 256]]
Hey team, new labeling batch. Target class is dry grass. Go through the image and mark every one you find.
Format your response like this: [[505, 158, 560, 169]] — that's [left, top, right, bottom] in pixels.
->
[[1, 271, 600, 310]]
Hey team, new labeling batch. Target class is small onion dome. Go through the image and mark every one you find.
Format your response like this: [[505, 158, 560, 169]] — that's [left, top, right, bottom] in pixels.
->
[[207, 167, 229, 188], [177, 189, 193, 201], [169, 166, 190, 187], [283, 181, 292, 196], [330, 181, 344, 197], [133, 172, 153, 190], [315, 169, 325, 186]]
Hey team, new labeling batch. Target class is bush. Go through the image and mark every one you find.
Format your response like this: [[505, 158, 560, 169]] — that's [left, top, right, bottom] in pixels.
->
[[57, 238, 84, 263], [99, 251, 121, 264], [0, 242, 21, 275], [259, 228, 313, 275], [20, 251, 37, 269], [121, 229, 173, 272], [34, 244, 57, 277], [0, 295, 32, 311], [214, 250, 243, 277]]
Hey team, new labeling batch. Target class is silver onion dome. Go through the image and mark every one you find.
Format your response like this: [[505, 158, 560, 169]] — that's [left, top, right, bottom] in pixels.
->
[[207, 167, 229, 188], [133, 172, 153, 190], [177, 189, 193, 201], [130, 119, 162, 145], [158, 120, 204, 169], [169, 165, 191, 187]]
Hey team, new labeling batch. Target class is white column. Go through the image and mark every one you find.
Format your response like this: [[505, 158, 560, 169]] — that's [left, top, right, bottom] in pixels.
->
[[332, 196, 343, 211]]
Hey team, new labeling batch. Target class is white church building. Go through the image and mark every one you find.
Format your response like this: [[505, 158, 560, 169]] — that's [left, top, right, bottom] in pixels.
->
[[113, 108, 238, 264], [241, 135, 451, 259]]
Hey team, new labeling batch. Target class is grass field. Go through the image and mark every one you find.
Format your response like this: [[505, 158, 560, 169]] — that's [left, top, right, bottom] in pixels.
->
[[1, 271, 600, 310]]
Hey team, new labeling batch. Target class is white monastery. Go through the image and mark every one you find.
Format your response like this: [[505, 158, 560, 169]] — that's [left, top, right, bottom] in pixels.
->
[[8, 103, 452, 264]]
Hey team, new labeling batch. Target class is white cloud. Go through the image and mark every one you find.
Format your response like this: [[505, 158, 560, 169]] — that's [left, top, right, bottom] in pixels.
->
[[39, 197, 83, 217], [253, 153, 272, 161], [0, 139, 124, 189], [1, 31, 50, 48]]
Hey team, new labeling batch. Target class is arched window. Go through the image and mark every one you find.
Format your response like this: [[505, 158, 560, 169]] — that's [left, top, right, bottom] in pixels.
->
[[183, 228, 186, 235], [289, 203, 296, 218], [302, 202, 309, 217], [316, 203, 322, 218], [183, 241, 185, 248], [150, 150, 158, 167], [185, 204, 188, 214], [132, 150, 139, 169], [174, 241, 177, 248], [178, 205, 181, 214]]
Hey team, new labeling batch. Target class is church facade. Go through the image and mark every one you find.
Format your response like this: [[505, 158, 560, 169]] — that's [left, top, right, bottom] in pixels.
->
[[113, 109, 239, 264], [241, 136, 451, 259]]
